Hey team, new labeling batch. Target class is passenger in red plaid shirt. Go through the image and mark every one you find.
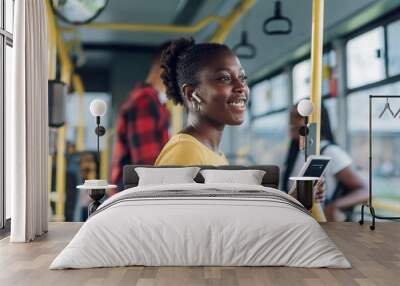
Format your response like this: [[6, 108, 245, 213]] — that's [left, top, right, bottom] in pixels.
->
[[111, 44, 170, 188]]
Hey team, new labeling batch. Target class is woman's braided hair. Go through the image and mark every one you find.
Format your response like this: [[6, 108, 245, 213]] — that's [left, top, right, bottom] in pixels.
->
[[160, 37, 230, 105]]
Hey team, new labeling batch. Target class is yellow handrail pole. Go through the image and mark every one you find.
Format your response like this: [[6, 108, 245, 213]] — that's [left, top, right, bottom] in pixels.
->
[[209, 0, 256, 44], [73, 16, 225, 34], [46, 1, 57, 79], [54, 16, 89, 219], [55, 126, 66, 221], [309, 0, 326, 222], [373, 199, 400, 214], [57, 34, 72, 86], [100, 129, 113, 180], [166, 101, 183, 135], [54, 15, 74, 221], [72, 74, 85, 151], [46, 0, 57, 218]]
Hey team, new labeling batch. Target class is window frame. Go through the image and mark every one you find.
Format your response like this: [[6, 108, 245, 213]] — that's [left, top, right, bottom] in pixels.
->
[[249, 72, 290, 119], [344, 8, 400, 94], [247, 47, 336, 167], [248, 68, 286, 118], [346, 26, 386, 90], [386, 19, 400, 77], [250, 109, 290, 167]]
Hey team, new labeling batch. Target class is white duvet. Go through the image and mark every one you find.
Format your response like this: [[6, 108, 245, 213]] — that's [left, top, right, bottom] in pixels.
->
[[50, 183, 351, 269]]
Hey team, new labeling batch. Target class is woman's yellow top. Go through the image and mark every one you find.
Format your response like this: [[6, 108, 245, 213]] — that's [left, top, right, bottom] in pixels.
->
[[155, 134, 229, 166]]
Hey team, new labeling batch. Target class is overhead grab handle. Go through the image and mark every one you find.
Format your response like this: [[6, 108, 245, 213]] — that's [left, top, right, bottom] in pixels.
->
[[233, 31, 256, 59], [263, 0, 292, 35]]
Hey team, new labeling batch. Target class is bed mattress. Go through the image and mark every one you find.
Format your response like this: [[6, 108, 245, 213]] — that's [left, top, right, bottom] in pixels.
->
[[50, 183, 351, 269]]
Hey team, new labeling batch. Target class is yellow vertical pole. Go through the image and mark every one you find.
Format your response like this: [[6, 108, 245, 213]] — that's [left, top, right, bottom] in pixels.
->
[[309, 0, 327, 222], [209, 0, 255, 44], [72, 74, 86, 151], [46, 1, 57, 80], [55, 126, 66, 221], [57, 35, 72, 86], [54, 27, 88, 220], [48, 155, 52, 198], [166, 101, 183, 135], [100, 130, 111, 180], [54, 16, 73, 221]]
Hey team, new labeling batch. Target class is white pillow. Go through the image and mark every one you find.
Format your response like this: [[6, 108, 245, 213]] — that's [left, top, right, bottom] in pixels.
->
[[135, 167, 200, 186], [200, 169, 266, 185]]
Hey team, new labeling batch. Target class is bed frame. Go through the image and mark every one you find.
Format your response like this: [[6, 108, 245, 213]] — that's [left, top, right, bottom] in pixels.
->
[[123, 165, 280, 190]]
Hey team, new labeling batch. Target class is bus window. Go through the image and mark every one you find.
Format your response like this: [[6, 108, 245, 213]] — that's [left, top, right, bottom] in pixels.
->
[[388, 20, 400, 77], [251, 73, 289, 116], [348, 83, 400, 217], [251, 112, 289, 167], [347, 27, 385, 89]]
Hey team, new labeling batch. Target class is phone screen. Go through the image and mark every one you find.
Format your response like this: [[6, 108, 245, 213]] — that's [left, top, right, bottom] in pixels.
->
[[303, 159, 330, 178], [289, 156, 331, 194]]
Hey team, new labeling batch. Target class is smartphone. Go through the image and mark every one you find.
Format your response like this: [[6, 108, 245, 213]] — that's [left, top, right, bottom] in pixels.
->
[[289, 155, 331, 193]]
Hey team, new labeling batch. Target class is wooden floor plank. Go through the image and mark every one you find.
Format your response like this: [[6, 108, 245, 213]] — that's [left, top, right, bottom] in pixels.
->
[[0, 222, 399, 286]]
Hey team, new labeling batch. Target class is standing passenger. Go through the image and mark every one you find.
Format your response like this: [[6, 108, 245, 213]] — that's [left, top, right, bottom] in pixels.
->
[[282, 102, 368, 221], [111, 42, 171, 187]]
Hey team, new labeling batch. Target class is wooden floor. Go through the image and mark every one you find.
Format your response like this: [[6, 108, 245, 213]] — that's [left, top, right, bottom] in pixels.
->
[[0, 222, 399, 286]]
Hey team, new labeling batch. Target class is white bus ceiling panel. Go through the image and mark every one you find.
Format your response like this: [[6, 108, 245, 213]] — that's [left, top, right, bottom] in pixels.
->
[[388, 19, 400, 77]]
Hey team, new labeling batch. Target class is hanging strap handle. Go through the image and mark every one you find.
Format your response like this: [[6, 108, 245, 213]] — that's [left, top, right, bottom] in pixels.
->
[[233, 31, 256, 59], [263, 0, 292, 35]]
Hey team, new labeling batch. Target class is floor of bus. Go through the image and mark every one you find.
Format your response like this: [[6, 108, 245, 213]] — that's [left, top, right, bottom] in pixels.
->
[[0, 222, 399, 286]]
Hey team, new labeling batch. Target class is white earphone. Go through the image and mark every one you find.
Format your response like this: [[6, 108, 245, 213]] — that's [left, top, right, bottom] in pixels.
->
[[192, 92, 202, 104]]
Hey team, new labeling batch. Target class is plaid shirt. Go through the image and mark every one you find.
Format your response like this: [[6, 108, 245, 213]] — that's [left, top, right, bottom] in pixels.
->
[[111, 84, 170, 186]]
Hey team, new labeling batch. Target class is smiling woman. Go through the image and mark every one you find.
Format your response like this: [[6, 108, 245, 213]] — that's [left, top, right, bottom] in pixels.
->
[[155, 38, 249, 166]]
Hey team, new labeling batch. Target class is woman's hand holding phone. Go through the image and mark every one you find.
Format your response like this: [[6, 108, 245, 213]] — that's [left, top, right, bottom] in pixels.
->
[[313, 177, 325, 203]]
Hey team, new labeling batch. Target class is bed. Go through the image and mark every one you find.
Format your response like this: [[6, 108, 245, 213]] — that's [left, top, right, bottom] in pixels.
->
[[50, 165, 350, 269]]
